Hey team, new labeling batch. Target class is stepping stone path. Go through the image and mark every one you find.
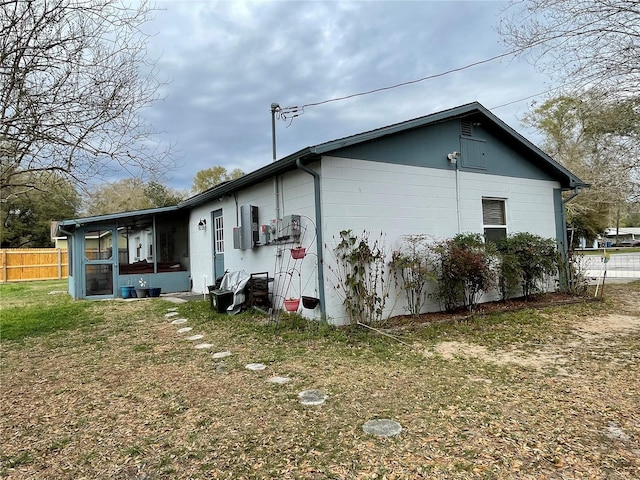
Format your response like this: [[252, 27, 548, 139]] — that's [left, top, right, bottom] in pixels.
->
[[362, 419, 402, 437], [298, 389, 327, 405], [162, 307, 403, 437], [268, 376, 292, 384], [245, 363, 267, 371], [212, 351, 232, 359]]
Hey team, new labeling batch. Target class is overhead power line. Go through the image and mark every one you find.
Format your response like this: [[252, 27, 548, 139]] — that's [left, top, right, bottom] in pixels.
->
[[276, 47, 531, 123]]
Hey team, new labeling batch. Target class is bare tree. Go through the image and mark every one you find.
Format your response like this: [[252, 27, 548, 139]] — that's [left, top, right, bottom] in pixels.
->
[[1, 0, 175, 196], [523, 93, 640, 242], [499, 0, 640, 97]]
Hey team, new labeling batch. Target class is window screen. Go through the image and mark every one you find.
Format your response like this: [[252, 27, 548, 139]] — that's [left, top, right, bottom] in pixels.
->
[[482, 198, 506, 242], [482, 199, 506, 225]]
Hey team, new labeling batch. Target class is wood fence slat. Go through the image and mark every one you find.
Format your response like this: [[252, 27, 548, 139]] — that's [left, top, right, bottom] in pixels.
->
[[0, 248, 68, 282]]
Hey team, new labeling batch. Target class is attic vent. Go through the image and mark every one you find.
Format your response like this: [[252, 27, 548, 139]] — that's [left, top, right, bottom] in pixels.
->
[[461, 119, 473, 137]]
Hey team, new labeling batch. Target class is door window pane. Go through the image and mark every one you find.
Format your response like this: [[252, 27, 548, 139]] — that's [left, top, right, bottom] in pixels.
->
[[84, 230, 113, 260], [85, 264, 113, 295]]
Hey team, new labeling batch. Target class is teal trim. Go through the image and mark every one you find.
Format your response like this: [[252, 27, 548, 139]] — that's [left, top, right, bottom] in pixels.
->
[[554, 188, 569, 289], [175, 102, 586, 211], [118, 272, 191, 295], [553, 188, 568, 252]]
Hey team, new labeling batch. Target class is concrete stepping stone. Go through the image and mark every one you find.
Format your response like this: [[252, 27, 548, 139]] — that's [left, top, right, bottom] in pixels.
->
[[164, 297, 187, 304], [165, 311, 179, 318], [185, 334, 204, 341], [298, 389, 327, 405], [177, 327, 192, 334], [245, 363, 267, 371], [362, 419, 402, 437], [167, 307, 178, 312], [215, 361, 228, 374], [194, 343, 214, 349], [212, 351, 232, 359], [268, 376, 291, 384], [170, 318, 188, 325]]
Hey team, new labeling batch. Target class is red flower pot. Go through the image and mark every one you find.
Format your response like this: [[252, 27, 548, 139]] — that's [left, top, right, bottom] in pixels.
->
[[291, 247, 306, 259], [284, 298, 300, 312]]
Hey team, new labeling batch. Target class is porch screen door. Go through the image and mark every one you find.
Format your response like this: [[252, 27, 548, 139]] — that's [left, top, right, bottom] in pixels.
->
[[212, 210, 225, 282], [82, 227, 117, 297]]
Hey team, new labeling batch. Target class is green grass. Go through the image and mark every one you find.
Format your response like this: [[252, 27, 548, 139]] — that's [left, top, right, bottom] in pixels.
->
[[0, 279, 99, 342]]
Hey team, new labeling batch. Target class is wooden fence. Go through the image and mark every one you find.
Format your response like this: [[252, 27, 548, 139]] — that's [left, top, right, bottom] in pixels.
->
[[0, 248, 68, 283]]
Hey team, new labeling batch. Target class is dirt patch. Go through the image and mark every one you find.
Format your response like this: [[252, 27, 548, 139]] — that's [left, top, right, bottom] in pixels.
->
[[433, 311, 640, 372], [435, 341, 568, 371], [574, 314, 640, 337]]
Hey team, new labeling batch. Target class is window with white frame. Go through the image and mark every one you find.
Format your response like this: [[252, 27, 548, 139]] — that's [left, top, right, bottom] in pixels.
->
[[482, 198, 507, 243]]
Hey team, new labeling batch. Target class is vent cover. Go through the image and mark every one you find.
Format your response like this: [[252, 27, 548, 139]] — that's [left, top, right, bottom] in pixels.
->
[[461, 119, 473, 137]]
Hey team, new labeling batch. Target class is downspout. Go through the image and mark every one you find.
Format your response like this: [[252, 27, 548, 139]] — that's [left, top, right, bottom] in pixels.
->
[[152, 216, 157, 273], [271, 103, 281, 229], [455, 160, 461, 233], [559, 184, 587, 289], [562, 186, 583, 204], [295, 158, 326, 322]]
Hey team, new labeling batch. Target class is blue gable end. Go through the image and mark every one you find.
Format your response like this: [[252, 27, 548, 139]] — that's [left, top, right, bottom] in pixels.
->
[[327, 117, 557, 183]]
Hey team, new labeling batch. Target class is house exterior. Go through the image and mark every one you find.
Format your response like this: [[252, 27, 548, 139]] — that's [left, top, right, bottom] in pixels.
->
[[602, 227, 640, 247], [57, 102, 586, 324]]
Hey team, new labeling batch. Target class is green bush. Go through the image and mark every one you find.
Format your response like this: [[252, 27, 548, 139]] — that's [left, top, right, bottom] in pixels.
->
[[496, 233, 559, 300], [431, 233, 496, 312]]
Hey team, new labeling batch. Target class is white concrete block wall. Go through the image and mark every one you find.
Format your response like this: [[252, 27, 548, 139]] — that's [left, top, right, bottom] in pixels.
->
[[320, 157, 561, 324], [188, 170, 319, 309], [189, 156, 562, 324]]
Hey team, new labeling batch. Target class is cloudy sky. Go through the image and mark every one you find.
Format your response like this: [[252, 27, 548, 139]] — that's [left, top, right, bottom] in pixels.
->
[[141, 0, 553, 192]]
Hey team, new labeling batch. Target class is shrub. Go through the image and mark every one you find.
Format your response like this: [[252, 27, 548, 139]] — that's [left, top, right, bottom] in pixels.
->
[[329, 230, 390, 325], [496, 233, 559, 299], [431, 233, 496, 312], [390, 235, 433, 318]]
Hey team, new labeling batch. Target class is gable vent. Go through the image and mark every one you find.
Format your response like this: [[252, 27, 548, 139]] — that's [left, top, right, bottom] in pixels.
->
[[461, 119, 473, 137]]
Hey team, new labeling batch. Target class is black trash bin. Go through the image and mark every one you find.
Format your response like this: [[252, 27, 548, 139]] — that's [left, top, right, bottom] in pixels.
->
[[210, 289, 234, 313]]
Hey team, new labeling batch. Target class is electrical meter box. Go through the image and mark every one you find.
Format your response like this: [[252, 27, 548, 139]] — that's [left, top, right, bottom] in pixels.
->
[[280, 214, 301, 241], [259, 224, 273, 245], [232, 227, 241, 249], [240, 204, 259, 249]]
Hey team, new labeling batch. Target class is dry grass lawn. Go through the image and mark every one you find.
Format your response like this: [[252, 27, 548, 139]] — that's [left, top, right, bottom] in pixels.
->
[[1, 280, 639, 479]]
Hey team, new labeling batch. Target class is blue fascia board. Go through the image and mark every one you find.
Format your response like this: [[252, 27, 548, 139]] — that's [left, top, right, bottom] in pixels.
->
[[56, 205, 181, 234]]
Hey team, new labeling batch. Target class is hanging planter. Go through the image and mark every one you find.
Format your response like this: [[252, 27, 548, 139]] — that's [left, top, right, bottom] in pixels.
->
[[284, 298, 300, 312], [302, 296, 320, 309], [290, 247, 306, 260]]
